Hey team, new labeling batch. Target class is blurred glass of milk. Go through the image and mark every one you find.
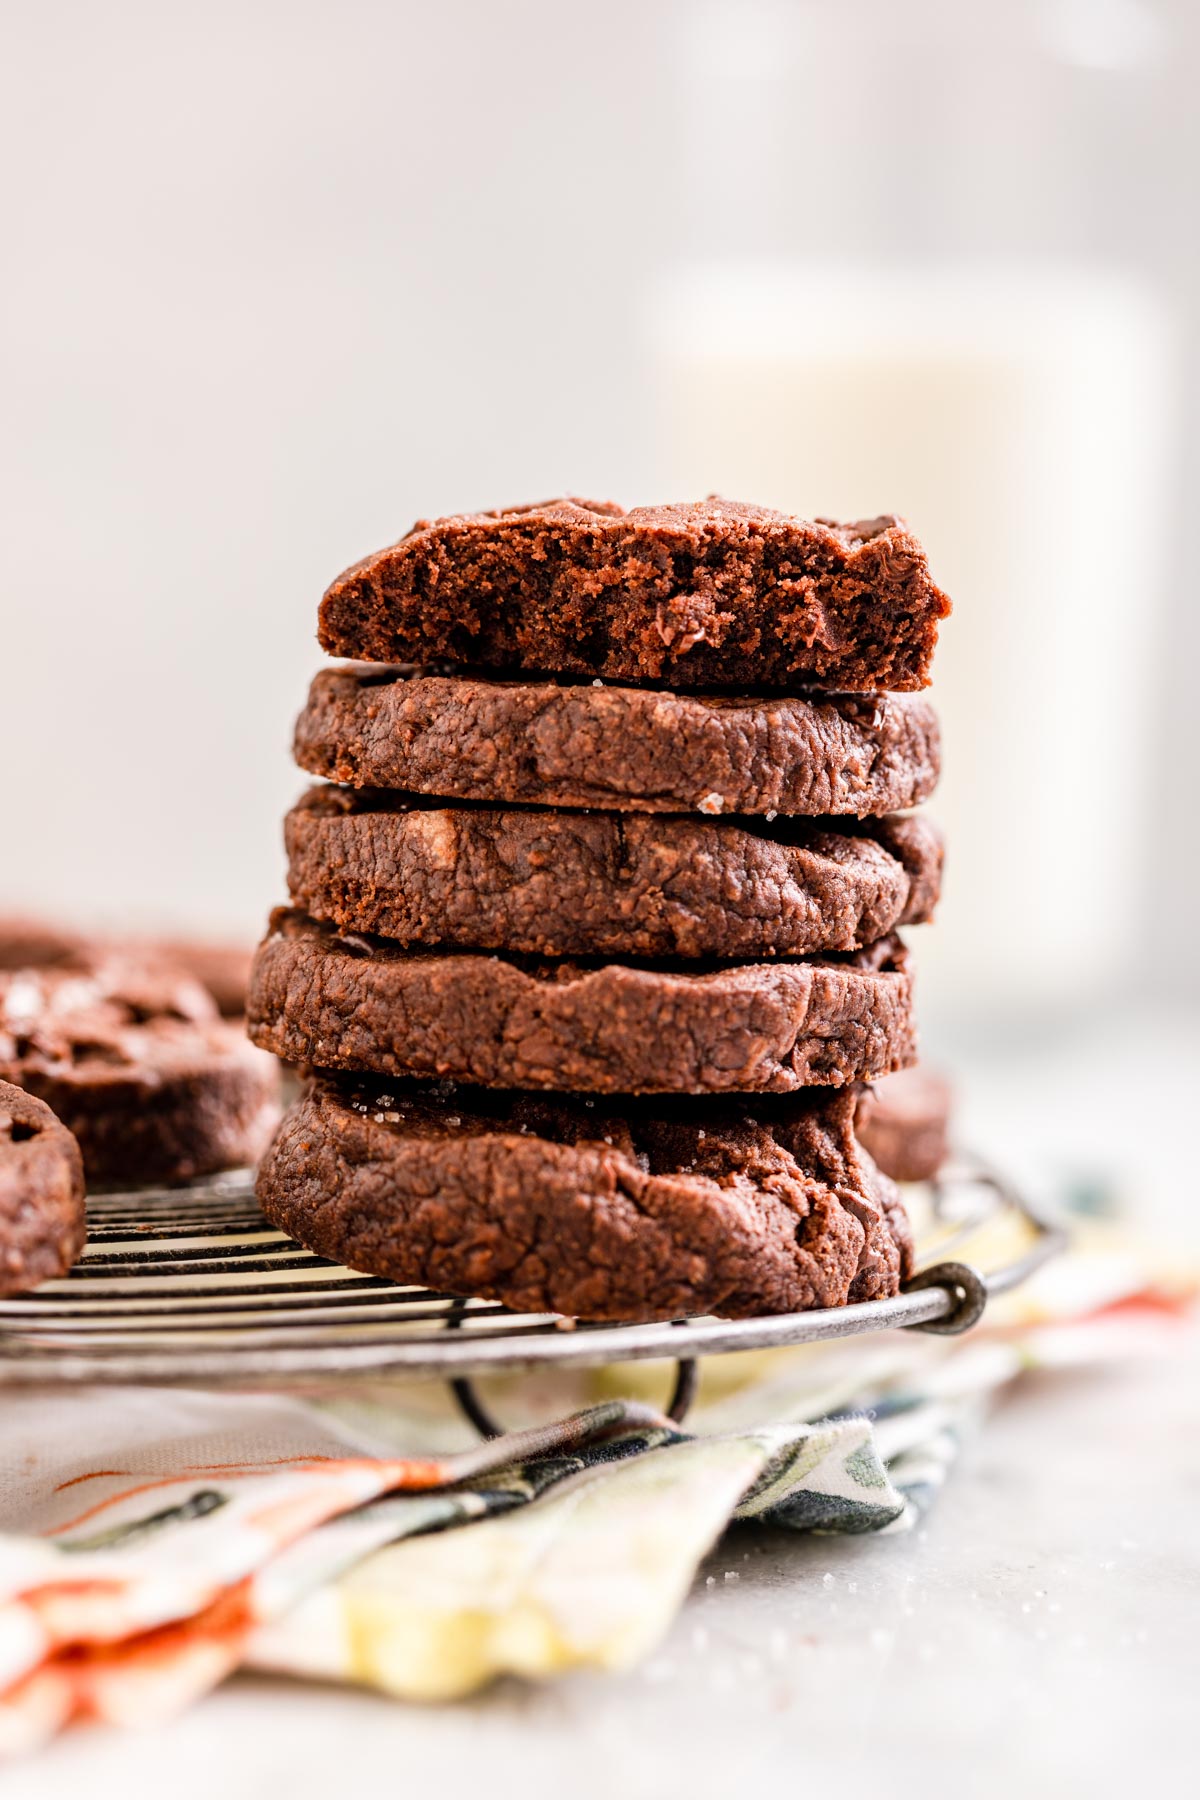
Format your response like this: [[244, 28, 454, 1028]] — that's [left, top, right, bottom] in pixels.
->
[[644, 263, 1174, 1022]]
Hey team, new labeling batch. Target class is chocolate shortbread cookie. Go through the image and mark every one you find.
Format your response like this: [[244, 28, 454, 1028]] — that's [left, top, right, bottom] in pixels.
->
[[248, 910, 916, 1095], [0, 917, 251, 1018], [151, 939, 252, 1018], [0, 916, 86, 970], [284, 787, 942, 959], [294, 666, 942, 818], [318, 498, 951, 691], [869, 813, 944, 927], [257, 1077, 913, 1322], [0, 964, 280, 1184], [0, 1081, 86, 1295], [858, 1064, 952, 1183]]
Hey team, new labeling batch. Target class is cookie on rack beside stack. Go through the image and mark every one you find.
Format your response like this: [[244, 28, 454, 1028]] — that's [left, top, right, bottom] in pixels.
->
[[249, 498, 951, 1323], [0, 934, 279, 1189]]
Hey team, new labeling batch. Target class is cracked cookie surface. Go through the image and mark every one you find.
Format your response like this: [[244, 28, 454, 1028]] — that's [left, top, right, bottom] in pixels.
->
[[256, 1075, 913, 1322], [285, 786, 942, 959], [248, 911, 916, 1094]]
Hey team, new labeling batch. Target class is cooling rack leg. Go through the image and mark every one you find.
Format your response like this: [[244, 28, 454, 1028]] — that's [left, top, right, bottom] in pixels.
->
[[666, 1357, 699, 1422], [448, 1355, 701, 1440], [449, 1376, 504, 1439]]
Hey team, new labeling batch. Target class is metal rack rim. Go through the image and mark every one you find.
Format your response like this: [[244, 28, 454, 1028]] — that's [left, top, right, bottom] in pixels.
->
[[0, 1154, 1067, 1414]]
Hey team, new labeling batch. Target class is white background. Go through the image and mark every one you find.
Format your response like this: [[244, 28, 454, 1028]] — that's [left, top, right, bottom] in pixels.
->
[[3, 0, 1199, 1031], [2, 6, 1197, 1788]]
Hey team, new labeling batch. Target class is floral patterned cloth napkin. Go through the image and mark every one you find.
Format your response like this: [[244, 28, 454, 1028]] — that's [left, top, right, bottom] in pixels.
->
[[0, 1201, 1192, 1757]]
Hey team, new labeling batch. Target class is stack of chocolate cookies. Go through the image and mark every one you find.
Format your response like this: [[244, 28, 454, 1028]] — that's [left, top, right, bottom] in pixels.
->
[[250, 498, 951, 1323]]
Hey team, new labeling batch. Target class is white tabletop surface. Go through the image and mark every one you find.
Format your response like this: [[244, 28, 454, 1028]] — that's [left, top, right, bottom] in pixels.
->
[[17, 1005, 1199, 1799]]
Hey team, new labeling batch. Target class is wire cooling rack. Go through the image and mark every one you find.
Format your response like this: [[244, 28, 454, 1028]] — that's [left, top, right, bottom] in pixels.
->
[[0, 1153, 1065, 1428]]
